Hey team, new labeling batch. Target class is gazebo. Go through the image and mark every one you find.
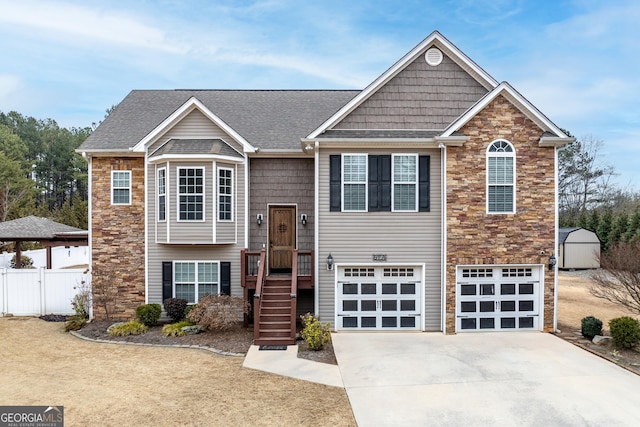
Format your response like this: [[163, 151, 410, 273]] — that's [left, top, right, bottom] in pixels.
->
[[0, 216, 88, 269]]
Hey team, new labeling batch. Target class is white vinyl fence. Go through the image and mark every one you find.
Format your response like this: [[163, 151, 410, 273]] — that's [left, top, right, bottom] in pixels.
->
[[0, 267, 89, 316]]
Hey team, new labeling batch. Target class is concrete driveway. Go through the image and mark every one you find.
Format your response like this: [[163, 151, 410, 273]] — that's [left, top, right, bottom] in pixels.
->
[[332, 332, 640, 427]]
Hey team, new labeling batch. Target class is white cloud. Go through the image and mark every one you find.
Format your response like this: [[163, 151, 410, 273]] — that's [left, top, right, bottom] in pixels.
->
[[0, 0, 188, 53], [0, 74, 23, 106]]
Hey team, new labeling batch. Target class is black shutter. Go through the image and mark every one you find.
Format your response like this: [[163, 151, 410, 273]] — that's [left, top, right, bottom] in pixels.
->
[[162, 261, 173, 302], [369, 155, 391, 211], [329, 155, 341, 212], [220, 262, 231, 295], [419, 155, 431, 212]]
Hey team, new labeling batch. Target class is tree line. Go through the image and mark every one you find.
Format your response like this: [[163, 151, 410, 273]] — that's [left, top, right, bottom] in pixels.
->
[[559, 131, 640, 252], [1, 109, 638, 252], [0, 110, 91, 230]]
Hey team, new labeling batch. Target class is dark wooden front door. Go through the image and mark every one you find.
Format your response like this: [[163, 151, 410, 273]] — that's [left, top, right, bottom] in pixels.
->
[[269, 206, 296, 273]]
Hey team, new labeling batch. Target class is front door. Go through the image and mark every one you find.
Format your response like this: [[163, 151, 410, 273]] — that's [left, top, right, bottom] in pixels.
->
[[269, 205, 296, 273]]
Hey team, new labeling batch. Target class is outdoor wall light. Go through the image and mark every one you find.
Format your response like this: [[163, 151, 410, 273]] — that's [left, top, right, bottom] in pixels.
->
[[326, 253, 334, 270], [548, 253, 557, 271], [256, 214, 263, 226], [301, 214, 308, 226]]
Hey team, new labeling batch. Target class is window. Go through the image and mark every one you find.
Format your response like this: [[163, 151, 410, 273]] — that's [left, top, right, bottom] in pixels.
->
[[342, 154, 367, 211], [157, 168, 166, 221], [178, 167, 204, 221], [174, 261, 219, 304], [330, 154, 430, 212], [111, 171, 131, 205], [487, 140, 515, 213], [218, 167, 233, 221], [392, 155, 418, 211]]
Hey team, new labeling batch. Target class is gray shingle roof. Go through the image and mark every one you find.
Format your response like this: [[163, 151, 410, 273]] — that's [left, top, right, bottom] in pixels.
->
[[0, 216, 87, 240], [150, 139, 243, 158], [79, 90, 360, 152]]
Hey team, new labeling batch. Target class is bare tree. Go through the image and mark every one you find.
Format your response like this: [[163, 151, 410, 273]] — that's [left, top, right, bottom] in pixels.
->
[[590, 241, 640, 315], [559, 135, 615, 225]]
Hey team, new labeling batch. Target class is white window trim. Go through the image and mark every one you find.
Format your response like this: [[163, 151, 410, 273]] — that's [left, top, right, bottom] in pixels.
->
[[341, 153, 368, 212], [111, 170, 131, 205], [391, 153, 419, 212], [177, 166, 205, 222], [217, 166, 234, 222], [486, 140, 516, 214], [173, 260, 220, 304], [157, 167, 166, 222]]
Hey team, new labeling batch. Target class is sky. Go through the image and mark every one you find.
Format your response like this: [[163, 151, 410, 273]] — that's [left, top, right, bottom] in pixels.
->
[[0, 0, 638, 188]]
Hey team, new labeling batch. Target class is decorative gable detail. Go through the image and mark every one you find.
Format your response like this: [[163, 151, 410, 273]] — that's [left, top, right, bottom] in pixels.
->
[[131, 97, 256, 154]]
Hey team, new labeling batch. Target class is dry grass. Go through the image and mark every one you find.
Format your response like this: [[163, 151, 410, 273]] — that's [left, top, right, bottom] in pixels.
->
[[0, 318, 355, 426], [557, 271, 637, 332]]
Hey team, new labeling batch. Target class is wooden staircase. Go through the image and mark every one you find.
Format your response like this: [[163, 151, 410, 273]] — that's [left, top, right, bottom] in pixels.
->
[[254, 276, 296, 345]]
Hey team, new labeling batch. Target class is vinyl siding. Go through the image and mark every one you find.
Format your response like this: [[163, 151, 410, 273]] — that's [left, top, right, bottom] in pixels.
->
[[146, 162, 246, 305], [334, 53, 487, 130], [148, 109, 244, 154], [317, 148, 442, 330]]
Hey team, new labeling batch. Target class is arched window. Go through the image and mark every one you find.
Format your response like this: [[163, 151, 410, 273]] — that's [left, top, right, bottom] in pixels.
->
[[486, 139, 515, 213]]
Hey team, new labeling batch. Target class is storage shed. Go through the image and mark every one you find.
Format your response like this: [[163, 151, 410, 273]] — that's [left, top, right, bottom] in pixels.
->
[[558, 227, 600, 269]]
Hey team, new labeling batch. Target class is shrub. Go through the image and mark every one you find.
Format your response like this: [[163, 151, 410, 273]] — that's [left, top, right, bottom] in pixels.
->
[[300, 313, 331, 351], [136, 303, 162, 326], [162, 320, 194, 337], [107, 321, 148, 336], [10, 254, 34, 269], [609, 316, 640, 349], [186, 295, 249, 331], [184, 304, 194, 319], [163, 298, 188, 322], [64, 315, 87, 332], [581, 316, 603, 340]]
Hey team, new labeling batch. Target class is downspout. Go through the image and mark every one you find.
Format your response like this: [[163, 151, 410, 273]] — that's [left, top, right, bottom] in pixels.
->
[[553, 145, 559, 332], [85, 153, 93, 319], [314, 141, 320, 317], [144, 148, 149, 304], [440, 143, 447, 334]]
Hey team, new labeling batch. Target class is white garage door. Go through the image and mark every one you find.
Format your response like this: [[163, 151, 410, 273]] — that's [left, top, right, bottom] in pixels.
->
[[456, 266, 542, 332], [336, 266, 422, 331]]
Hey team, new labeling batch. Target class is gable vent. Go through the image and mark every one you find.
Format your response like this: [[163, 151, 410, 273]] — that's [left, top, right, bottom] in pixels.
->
[[425, 47, 443, 66]]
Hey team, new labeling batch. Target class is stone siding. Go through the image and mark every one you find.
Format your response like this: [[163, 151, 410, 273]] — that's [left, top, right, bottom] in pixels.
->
[[446, 95, 556, 333], [91, 156, 146, 320]]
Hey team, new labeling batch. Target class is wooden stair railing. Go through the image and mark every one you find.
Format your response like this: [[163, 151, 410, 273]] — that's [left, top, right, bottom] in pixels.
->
[[253, 249, 298, 346], [253, 249, 266, 342]]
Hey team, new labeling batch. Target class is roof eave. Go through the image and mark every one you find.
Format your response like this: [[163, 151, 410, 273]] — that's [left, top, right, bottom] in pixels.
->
[[539, 136, 575, 148]]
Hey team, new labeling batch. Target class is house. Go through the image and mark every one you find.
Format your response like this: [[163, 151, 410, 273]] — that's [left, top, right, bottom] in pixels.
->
[[78, 31, 572, 343], [558, 227, 600, 269]]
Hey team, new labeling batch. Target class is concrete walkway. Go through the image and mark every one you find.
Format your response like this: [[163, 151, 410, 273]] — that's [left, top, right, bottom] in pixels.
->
[[332, 332, 640, 427], [242, 344, 343, 387]]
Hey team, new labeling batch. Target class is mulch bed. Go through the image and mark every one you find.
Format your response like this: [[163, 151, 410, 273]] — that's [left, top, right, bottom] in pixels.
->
[[556, 322, 640, 375], [61, 317, 337, 364]]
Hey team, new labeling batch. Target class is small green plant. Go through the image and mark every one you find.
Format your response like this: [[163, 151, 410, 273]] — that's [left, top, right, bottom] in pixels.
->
[[581, 316, 603, 340], [300, 313, 331, 351], [71, 270, 91, 319], [64, 315, 87, 332], [107, 321, 148, 336], [163, 298, 188, 322], [162, 320, 194, 337], [136, 303, 162, 326], [609, 316, 640, 349]]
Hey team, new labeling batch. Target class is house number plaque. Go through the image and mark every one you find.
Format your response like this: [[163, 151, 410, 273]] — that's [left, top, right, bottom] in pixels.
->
[[372, 254, 387, 261]]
